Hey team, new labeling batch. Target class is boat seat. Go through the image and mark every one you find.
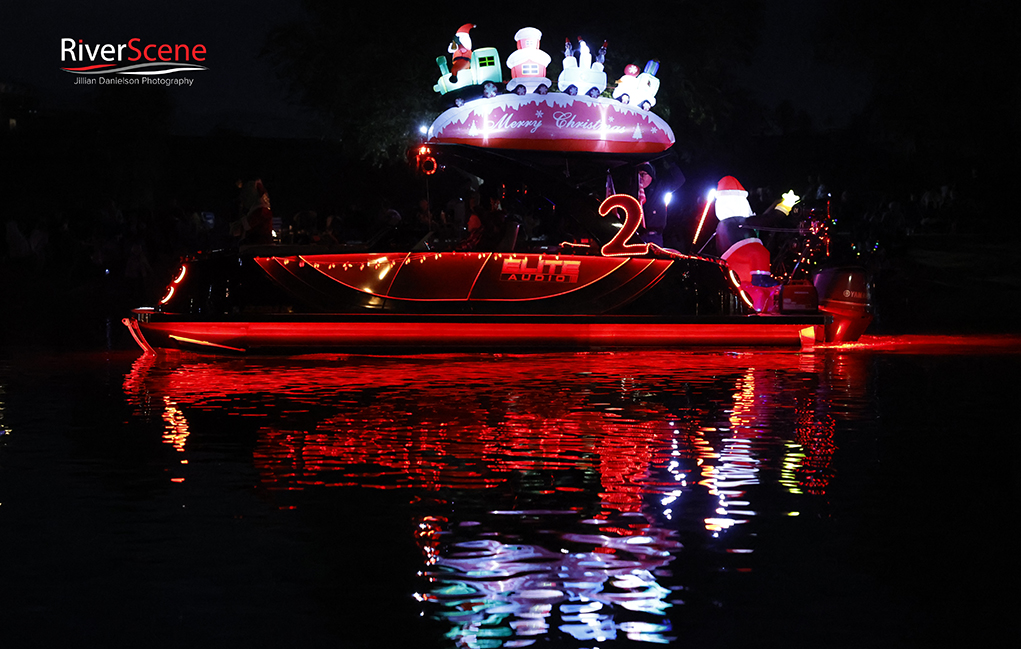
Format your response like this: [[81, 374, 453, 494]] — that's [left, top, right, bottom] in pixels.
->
[[411, 232, 434, 251], [496, 223, 519, 252]]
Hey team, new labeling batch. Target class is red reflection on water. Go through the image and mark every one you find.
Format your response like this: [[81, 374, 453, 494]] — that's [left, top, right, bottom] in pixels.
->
[[251, 391, 667, 522], [122, 347, 884, 511], [118, 337, 1016, 646], [121, 348, 891, 646], [821, 334, 1021, 354]]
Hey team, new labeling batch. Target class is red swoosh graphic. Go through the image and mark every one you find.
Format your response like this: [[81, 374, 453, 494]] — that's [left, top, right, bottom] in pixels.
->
[[61, 64, 116, 71]]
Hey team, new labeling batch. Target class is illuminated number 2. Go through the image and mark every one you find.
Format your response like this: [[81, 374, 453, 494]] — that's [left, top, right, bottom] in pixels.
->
[[599, 194, 650, 257]]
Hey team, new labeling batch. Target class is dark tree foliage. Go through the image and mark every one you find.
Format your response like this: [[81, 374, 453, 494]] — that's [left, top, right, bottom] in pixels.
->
[[816, 0, 1013, 182], [262, 0, 764, 164], [262, 4, 450, 162]]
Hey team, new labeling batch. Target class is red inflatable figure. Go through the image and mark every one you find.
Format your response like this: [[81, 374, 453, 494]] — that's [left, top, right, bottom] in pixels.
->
[[447, 23, 474, 83]]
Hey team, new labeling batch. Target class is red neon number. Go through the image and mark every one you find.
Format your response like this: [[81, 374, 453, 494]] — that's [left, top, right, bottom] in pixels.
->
[[599, 194, 650, 257]]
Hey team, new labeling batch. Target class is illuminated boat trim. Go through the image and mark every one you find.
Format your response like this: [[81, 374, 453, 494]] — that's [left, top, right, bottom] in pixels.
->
[[298, 252, 407, 297], [168, 334, 247, 352], [129, 313, 825, 354], [263, 252, 654, 303]]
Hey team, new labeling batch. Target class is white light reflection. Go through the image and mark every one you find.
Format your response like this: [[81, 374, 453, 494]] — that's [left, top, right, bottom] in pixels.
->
[[660, 490, 682, 506], [424, 534, 677, 646]]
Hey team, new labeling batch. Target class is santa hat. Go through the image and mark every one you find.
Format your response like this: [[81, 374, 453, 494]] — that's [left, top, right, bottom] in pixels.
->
[[717, 175, 746, 196], [453, 23, 475, 50], [715, 176, 753, 219]]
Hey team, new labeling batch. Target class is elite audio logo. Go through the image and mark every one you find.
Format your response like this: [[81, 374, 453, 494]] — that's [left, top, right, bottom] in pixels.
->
[[500, 257, 581, 283]]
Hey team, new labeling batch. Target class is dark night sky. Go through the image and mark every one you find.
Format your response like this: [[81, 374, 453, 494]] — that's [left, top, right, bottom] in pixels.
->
[[737, 1, 870, 129], [2, 0, 871, 137]]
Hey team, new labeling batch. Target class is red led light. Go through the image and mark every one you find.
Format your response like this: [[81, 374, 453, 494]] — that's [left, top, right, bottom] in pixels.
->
[[599, 194, 650, 257], [416, 146, 438, 175], [130, 317, 821, 352], [420, 155, 438, 175], [692, 195, 715, 245]]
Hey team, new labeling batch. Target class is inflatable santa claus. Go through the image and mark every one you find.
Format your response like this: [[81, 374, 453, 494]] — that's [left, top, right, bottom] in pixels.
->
[[713, 177, 766, 281], [712, 175, 803, 311], [447, 24, 474, 83]]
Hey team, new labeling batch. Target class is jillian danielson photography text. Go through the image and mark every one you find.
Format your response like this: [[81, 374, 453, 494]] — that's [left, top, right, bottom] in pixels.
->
[[72, 77, 196, 86]]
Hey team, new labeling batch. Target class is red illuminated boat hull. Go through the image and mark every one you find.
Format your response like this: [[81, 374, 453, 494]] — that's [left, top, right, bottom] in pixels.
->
[[127, 313, 825, 354], [124, 247, 845, 355]]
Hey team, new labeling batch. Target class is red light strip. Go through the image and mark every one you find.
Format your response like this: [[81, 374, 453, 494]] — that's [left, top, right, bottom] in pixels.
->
[[168, 334, 246, 352], [137, 319, 817, 351], [297, 253, 406, 298], [270, 252, 650, 304], [465, 252, 492, 297], [692, 196, 715, 245], [599, 194, 650, 257]]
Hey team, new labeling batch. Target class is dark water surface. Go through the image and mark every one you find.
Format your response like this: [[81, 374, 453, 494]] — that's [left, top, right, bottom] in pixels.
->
[[1, 337, 1017, 648]]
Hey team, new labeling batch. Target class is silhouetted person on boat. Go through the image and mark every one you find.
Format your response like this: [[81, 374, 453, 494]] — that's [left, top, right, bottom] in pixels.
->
[[475, 186, 508, 251], [231, 179, 274, 246], [458, 189, 508, 251], [636, 162, 666, 247]]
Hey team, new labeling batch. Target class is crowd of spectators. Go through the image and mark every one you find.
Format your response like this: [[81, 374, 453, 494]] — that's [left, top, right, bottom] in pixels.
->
[[1, 166, 989, 318], [730, 170, 985, 254], [2, 198, 215, 309]]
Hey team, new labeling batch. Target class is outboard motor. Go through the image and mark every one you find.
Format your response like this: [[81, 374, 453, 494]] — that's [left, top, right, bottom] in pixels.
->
[[813, 267, 872, 342]]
